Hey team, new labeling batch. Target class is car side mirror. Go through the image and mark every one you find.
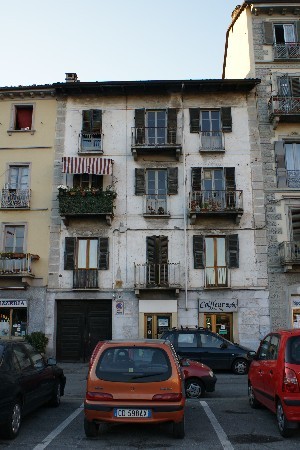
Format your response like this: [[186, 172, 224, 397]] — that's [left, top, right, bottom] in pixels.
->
[[47, 357, 57, 366]]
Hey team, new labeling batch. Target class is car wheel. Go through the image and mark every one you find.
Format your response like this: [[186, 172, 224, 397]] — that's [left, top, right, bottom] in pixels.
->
[[185, 378, 205, 399], [232, 358, 249, 375], [49, 381, 61, 407], [277, 400, 294, 438], [248, 383, 260, 409], [173, 415, 185, 439], [84, 417, 99, 438], [2, 400, 22, 439]]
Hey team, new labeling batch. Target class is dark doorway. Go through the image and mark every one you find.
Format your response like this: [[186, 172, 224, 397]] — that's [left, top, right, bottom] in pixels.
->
[[56, 300, 112, 362]]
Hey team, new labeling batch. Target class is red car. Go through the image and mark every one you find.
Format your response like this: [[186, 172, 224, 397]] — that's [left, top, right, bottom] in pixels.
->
[[89, 342, 216, 399], [248, 329, 300, 437]]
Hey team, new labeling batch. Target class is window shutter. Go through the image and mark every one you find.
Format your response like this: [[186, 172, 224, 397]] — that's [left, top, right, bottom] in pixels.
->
[[158, 236, 168, 264], [135, 109, 145, 144], [82, 110, 92, 133], [291, 78, 300, 97], [274, 141, 287, 188], [221, 107, 232, 132], [193, 235, 204, 269], [135, 168, 146, 195], [146, 236, 156, 264], [92, 110, 102, 133], [263, 22, 274, 44], [191, 168, 202, 191], [167, 108, 177, 143], [225, 168, 236, 190], [64, 237, 76, 270], [296, 21, 300, 42], [167, 167, 178, 194], [226, 234, 239, 268], [189, 108, 200, 133], [98, 238, 109, 270]]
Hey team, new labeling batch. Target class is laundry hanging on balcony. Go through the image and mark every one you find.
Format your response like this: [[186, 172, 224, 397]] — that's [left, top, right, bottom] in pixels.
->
[[62, 157, 113, 175]]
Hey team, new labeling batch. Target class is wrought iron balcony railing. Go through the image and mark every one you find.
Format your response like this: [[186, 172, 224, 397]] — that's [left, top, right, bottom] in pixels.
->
[[200, 131, 224, 151], [131, 127, 181, 147], [279, 241, 300, 265], [0, 253, 39, 275], [144, 195, 169, 216], [268, 96, 300, 119], [134, 262, 181, 289], [287, 170, 300, 188], [274, 43, 300, 59], [1, 189, 30, 209], [205, 266, 229, 288], [79, 132, 103, 153], [73, 269, 98, 289], [189, 190, 243, 213]]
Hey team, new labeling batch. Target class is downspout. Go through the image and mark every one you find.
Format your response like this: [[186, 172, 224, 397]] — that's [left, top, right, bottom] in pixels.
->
[[181, 83, 188, 311]]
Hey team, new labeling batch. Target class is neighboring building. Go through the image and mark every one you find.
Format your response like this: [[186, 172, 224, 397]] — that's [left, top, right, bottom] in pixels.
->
[[45, 74, 268, 361], [0, 85, 56, 338], [223, 0, 300, 330]]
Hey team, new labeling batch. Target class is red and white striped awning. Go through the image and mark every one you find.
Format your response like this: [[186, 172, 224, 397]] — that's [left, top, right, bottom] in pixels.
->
[[62, 157, 113, 175]]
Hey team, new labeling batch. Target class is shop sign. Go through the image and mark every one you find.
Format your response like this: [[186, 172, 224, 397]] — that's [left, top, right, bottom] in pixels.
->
[[0, 300, 27, 308], [292, 297, 300, 308], [199, 299, 238, 312], [115, 301, 124, 315]]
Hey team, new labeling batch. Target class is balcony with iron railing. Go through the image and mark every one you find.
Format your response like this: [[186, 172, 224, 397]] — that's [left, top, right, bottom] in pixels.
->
[[268, 96, 300, 127], [189, 190, 243, 224], [274, 42, 300, 60], [279, 241, 300, 270], [205, 266, 229, 288], [199, 131, 225, 152], [0, 188, 31, 209], [0, 252, 39, 279], [79, 132, 103, 153], [131, 127, 182, 160], [73, 269, 98, 289], [143, 195, 169, 217], [134, 262, 181, 296], [57, 186, 116, 225]]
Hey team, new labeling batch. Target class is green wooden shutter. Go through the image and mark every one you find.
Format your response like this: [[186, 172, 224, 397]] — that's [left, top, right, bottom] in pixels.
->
[[64, 237, 76, 270], [221, 107, 232, 132], [167, 108, 177, 144], [191, 168, 202, 191], [98, 237, 109, 270], [226, 234, 239, 268], [135, 168, 146, 195], [189, 108, 200, 133], [275, 141, 287, 188], [263, 22, 274, 44], [167, 167, 178, 194], [193, 235, 204, 269], [135, 109, 145, 144], [82, 110, 92, 133]]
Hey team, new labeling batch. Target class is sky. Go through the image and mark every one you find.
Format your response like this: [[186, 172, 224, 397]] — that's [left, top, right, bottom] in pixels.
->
[[1, 0, 241, 87]]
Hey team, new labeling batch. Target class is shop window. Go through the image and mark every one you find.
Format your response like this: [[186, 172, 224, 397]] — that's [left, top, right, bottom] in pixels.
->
[[0, 307, 27, 338]]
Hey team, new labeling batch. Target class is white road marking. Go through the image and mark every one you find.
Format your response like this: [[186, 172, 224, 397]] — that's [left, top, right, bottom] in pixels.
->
[[200, 400, 234, 450], [32, 403, 84, 450]]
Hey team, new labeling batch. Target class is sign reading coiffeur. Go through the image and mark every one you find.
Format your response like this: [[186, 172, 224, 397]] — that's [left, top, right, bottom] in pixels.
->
[[199, 299, 238, 312]]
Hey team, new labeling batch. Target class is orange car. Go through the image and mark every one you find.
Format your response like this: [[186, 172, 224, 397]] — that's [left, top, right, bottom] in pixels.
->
[[84, 339, 186, 439]]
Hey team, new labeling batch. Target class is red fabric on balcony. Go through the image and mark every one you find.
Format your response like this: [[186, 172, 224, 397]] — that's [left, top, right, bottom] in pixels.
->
[[62, 157, 113, 175]]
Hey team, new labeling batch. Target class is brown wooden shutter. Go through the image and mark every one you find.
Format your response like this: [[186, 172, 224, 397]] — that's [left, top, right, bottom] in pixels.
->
[[225, 168, 236, 190], [221, 107, 232, 132], [135, 168, 146, 195], [135, 109, 145, 144], [167, 108, 177, 144], [64, 237, 76, 270], [189, 108, 200, 133], [275, 141, 287, 188], [167, 167, 178, 194], [191, 168, 202, 191], [226, 234, 239, 268], [98, 237, 109, 270], [193, 235, 204, 269], [263, 22, 274, 44]]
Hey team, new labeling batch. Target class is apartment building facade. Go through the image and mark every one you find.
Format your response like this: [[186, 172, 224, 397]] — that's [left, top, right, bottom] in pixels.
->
[[0, 85, 56, 338], [44, 75, 269, 361], [223, 0, 300, 330]]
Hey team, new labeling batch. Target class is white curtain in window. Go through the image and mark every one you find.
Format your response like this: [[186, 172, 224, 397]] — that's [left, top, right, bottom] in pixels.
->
[[285, 143, 300, 170], [284, 24, 296, 43]]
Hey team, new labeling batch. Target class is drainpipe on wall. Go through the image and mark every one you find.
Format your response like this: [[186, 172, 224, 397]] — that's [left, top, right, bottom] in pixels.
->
[[181, 83, 189, 311]]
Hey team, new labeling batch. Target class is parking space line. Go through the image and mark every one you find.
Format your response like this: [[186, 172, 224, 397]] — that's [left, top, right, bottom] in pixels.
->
[[32, 403, 84, 450], [200, 401, 234, 450]]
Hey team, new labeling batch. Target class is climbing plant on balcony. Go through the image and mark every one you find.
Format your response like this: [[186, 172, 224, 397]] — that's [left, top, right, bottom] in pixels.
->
[[57, 185, 116, 215]]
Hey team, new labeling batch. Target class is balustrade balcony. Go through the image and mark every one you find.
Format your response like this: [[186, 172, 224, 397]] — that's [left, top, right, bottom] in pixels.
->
[[79, 132, 103, 153], [131, 127, 182, 160], [0, 189, 30, 209], [279, 241, 300, 270], [189, 190, 243, 224], [268, 96, 300, 127], [199, 131, 224, 151], [73, 269, 98, 289], [205, 266, 229, 288], [274, 43, 300, 60], [134, 262, 181, 295], [0, 252, 39, 277]]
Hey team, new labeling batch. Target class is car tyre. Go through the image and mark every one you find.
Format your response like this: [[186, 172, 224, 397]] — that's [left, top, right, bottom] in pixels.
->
[[277, 400, 294, 438], [2, 400, 22, 439], [248, 383, 260, 409], [173, 415, 185, 439], [49, 380, 61, 407], [232, 358, 249, 375], [84, 417, 99, 438], [185, 378, 205, 399]]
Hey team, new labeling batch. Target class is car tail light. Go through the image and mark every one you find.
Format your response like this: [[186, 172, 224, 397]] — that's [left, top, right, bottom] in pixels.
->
[[152, 393, 182, 402], [283, 368, 300, 393], [86, 391, 113, 401]]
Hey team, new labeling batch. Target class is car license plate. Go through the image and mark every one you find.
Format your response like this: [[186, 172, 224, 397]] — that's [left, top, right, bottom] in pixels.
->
[[113, 408, 151, 418]]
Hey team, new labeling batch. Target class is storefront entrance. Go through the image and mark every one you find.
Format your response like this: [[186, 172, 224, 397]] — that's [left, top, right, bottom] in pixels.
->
[[144, 314, 172, 339], [0, 300, 27, 338], [204, 313, 233, 342]]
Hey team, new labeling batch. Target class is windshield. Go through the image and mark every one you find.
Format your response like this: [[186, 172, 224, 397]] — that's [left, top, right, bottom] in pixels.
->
[[96, 346, 171, 382], [286, 336, 300, 365]]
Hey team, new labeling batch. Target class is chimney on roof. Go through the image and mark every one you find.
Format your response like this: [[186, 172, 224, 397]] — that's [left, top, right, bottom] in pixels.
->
[[65, 73, 78, 83]]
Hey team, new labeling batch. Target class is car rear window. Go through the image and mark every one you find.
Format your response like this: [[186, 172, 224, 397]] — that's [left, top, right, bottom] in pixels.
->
[[95, 346, 171, 382], [286, 336, 300, 365]]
